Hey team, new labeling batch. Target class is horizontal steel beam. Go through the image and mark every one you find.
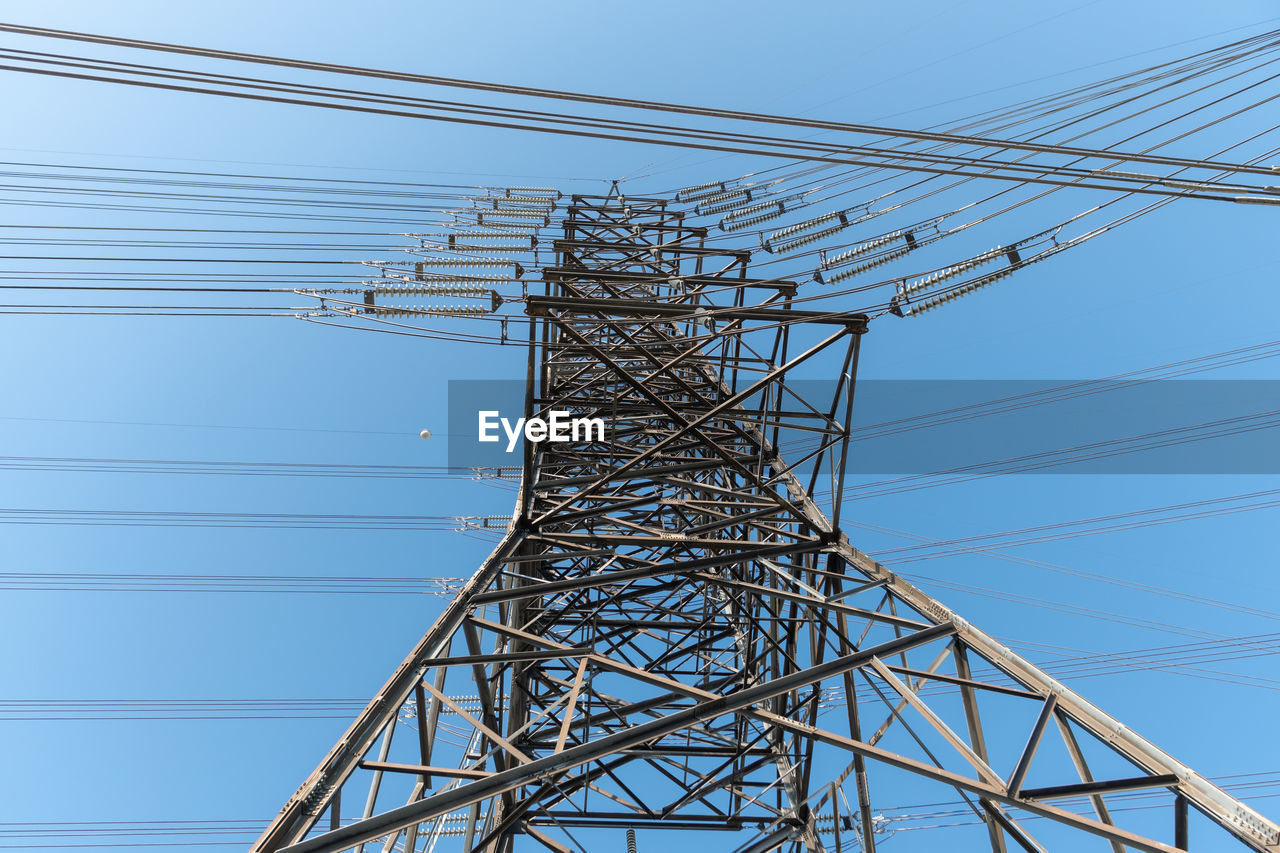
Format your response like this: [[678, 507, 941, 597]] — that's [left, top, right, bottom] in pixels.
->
[[471, 540, 829, 605], [358, 762, 494, 780], [528, 294, 866, 327], [1021, 774, 1181, 801]]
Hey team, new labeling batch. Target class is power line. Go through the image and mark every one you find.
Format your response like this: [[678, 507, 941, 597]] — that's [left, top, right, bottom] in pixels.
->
[[0, 43, 1274, 203], [0, 508, 507, 530], [3, 22, 1275, 179], [872, 487, 1280, 562], [0, 455, 510, 480]]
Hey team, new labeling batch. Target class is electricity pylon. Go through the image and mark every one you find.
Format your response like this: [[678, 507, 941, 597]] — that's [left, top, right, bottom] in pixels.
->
[[252, 195, 1280, 853]]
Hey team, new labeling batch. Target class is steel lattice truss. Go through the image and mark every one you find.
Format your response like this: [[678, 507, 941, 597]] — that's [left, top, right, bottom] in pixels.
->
[[252, 196, 1280, 853]]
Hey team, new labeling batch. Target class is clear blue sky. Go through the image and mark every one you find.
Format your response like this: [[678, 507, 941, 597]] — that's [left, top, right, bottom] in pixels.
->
[[1, 1, 1278, 849]]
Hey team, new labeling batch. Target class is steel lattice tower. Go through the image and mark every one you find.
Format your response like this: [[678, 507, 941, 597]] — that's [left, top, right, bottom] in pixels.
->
[[252, 195, 1280, 853]]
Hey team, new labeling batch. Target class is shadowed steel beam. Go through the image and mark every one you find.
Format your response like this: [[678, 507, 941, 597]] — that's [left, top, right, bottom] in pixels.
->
[[1007, 695, 1059, 798], [1021, 774, 1181, 800]]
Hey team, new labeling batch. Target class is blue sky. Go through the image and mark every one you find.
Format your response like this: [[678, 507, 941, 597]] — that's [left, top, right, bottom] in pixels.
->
[[1, 1, 1278, 849]]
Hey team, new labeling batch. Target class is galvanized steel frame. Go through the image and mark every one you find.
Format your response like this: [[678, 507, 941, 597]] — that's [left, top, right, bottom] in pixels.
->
[[252, 195, 1280, 853]]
